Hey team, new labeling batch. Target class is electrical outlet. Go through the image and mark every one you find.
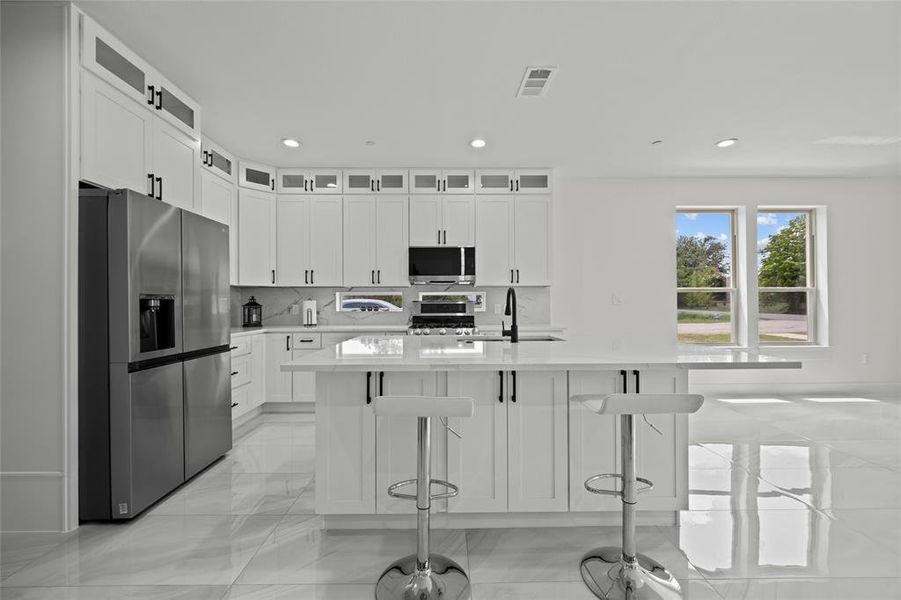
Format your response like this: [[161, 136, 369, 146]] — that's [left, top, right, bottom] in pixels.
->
[[494, 304, 503, 314], [611, 294, 624, 306]]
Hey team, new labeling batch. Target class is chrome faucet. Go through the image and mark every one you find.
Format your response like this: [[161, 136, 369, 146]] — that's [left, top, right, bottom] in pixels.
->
[[502, 287, 519, 343]]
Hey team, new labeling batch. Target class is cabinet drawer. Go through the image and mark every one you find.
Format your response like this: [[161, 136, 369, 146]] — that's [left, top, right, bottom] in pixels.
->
[[230, 336, 252, 357], [293, 333, 322, 349], [231, 355, 251, 388], [231, 384, 251, 419]]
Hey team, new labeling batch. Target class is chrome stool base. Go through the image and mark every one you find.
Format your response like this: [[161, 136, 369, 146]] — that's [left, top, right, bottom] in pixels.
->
[[581, 547, 683, 600], [375, 553, 471, 600]]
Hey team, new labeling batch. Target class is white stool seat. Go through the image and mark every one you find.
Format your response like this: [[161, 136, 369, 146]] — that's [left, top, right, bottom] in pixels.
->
[[373, 395, 474, 418], [573, 393, 703, 416]]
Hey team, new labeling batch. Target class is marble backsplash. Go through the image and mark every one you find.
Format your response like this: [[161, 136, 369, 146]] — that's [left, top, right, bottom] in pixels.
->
[[230, 285, 550, 329]]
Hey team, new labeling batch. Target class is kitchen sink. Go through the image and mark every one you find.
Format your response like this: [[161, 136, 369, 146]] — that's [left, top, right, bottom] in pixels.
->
[[458, 335, 563, 342]]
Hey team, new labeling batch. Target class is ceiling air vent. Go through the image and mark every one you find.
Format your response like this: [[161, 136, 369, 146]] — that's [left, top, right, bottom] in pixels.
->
[[516, 66, 556, 98]]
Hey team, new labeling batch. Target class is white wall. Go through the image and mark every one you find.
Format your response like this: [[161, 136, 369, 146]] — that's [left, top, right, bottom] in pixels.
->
[[551, 177, 901, 393], [1, 3, 74, 532]]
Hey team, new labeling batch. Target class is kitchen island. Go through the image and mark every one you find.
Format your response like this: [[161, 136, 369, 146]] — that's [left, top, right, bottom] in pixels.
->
[[282, 335, 800, 528]]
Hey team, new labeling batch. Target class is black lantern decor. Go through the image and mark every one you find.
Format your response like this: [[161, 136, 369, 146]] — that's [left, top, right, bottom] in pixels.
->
[[242, 296, 262, 328]]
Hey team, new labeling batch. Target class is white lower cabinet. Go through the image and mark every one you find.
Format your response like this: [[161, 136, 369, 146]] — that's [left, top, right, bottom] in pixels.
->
[[447, 370, 567, 513], [237, 189, 276, 286], [568, 371, 620, 511], [316, 371, 377, 514], [264, 333, 294, 403], [291, 332, 323, 403], [231, 333, 265, 420], [375, 372, 447, 514]]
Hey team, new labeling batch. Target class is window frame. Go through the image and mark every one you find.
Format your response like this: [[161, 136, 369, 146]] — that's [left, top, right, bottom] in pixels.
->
[[676, 208, 739, 346], [756, 208, 817, 346]]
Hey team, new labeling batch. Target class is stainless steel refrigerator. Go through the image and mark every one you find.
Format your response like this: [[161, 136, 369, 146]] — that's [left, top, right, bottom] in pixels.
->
[[79, 188, 232, 521]]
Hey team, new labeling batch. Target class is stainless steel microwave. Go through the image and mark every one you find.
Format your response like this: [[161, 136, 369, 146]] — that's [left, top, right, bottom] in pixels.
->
[[408, 247, 475, 285]]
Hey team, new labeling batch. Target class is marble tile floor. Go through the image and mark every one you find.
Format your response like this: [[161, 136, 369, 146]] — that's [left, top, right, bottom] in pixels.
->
[[2, 393, 900, 599]]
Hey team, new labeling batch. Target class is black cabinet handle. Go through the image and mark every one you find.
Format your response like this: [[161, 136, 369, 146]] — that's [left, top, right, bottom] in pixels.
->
[[379, 371, 385, 394], [229, 346, 238, 350], [155, 89, 162, 110], [515, 179, 520, 192], [304, 179, 309, 192], [286, 335, 290, 351], [271, 269, 275, 284], [311, 269, 314, 284], [371, 270, 375, 284], [498, 370, 504, 403], [377, 180, 381, 192], [148, 173, 155, 197], [377, 269, 380, 284], [437, 179, 441, 191], [621, 369, 628, 393], [232, 402, 239, 407], [633, 369, 640, 394], [304, 270, 308, 284], [516, 269, 520, 283], [147, 85, 155, 105], [509, 180, 514, 192], [230, 371, 239, 376], [438, 230, 441, 244], [155, 176, 162, 200], [299, 338, 314, 343], [511, 371, 517, 403], [370, 180, 374, 192], [510, 269, 514, 283], [443, 230, 446, 245], [366, 371, 372, 404], [270, 179, 275, 191]]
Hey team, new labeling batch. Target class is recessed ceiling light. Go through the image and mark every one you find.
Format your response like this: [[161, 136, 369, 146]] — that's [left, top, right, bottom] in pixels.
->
[[470, 138, 487, 149], [651, 140, 663, 145], [281, 138, 301, 148], [365, 140, 376, 146], [715, 138, 738, 148]]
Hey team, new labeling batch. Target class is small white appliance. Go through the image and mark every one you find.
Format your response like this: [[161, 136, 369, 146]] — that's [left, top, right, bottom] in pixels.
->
[[302, 299, 317, 327]]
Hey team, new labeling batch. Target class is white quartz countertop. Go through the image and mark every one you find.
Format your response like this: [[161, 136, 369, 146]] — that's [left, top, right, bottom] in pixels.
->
[[231, 324, 565, 338], [280, 334, 802, 372]]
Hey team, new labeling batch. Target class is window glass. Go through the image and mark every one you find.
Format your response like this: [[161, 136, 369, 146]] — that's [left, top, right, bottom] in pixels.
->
[[757, 212, 808, 287], [336, 292, 403, 312]]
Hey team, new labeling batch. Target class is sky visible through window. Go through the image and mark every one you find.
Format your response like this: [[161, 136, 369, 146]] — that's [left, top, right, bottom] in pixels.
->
[[675, 212, 732, 267]]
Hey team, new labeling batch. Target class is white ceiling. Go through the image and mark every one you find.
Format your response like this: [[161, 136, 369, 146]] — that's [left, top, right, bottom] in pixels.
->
[[77, 1, 901, 177]]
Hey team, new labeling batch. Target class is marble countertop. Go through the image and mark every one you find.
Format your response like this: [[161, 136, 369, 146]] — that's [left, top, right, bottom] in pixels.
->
[[231, 324, 565, 338], [280, 334, 802, 372]]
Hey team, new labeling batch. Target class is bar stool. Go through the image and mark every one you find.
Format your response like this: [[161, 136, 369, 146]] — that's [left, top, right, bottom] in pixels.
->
[[372, 394, 475, 600], [572, 370, 703, 600]]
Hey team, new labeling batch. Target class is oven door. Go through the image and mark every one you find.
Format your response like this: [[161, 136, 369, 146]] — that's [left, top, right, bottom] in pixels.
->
[[408, 247, 475, 285]]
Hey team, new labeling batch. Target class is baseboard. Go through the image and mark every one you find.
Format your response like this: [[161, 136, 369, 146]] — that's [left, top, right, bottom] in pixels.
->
[[689, 380, 901, 397], [323, 510, 676, 530], [263, 402, 315, 414]]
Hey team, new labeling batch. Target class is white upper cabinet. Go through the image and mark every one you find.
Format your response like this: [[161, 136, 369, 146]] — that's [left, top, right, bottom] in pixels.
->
[[238, 160, 276, 192], [344, 169, 408, 194], [476, 170, 515, 194], [81, 15, 153, 107], [410, 169, 473, 194], [343, 195, 408, 286], [152, 117, 201, 211], [515, 169, 553, 194], [276, 169, 342, 194], [275, 195, 343, 286], [81, 71, 153, 195], [200, 169, 238, 285], [475, 169, 552, 194], [201, 136, 236, 184], [475, 196, 515, 285], [81, 16, 201, 139], [237, 189, 277, 286], [410, 196, 474, 247], [475, 194, 550, 286]]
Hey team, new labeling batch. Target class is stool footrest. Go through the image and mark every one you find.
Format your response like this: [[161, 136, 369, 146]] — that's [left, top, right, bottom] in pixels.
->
[[387, 478, 460, 501], [584, 473, 654, 497]]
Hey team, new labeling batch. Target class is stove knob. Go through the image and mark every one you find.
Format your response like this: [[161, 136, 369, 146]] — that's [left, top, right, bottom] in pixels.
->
[[455, 328, 464, 335], [438, 328, 447, 335], [422, 328, 430, 335]]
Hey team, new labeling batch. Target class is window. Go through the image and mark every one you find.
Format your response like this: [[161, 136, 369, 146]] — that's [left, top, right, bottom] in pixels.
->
[[335, 292, 403, 312], [757, 210, 815, 344], [418, 291, 487, 312], [676, 210, 737, 344]]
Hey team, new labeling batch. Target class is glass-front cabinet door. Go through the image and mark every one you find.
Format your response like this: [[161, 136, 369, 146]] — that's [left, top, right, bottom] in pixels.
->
[[410, 170, 442, 194], [239, 160, 276, 192], [442, 170, 474, 194], [153, 75, 202, 137], [515, 169, 553, 194], [276, 168, 310, 193], [344, 169, 375, 194], [310, 170, 343, 194], [201, 136, 236, 184], [377, 170, 408, 194], [81, 16, 153, 106], [476, 170, 515, 194]]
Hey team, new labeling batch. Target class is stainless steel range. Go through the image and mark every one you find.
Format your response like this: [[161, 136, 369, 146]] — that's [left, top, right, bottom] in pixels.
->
[[408, 301, 478, 336]]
